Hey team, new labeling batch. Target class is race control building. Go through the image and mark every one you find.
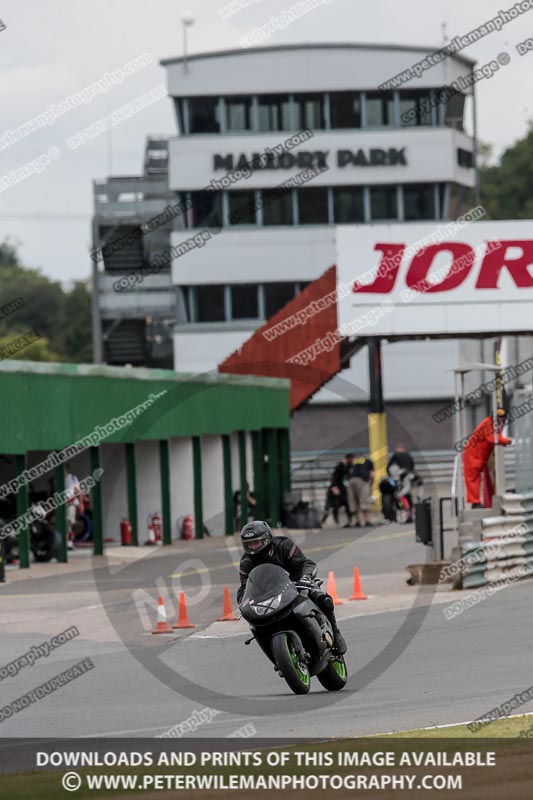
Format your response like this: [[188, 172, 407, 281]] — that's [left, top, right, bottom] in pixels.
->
[[162, 43, 478, 411], [93, 42, 484, 447]]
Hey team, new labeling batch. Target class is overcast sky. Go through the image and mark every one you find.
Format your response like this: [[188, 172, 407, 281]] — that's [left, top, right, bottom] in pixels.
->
[[1, 0, 531, 284]]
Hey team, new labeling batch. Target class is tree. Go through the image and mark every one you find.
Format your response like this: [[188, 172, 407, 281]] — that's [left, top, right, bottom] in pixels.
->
[[0, 333, 60, 362], [0, 240, 22, 268], [480, 122, 533, 219], [62, 281, 93, 363], [477, 141, 493, 170], [0, 241, 93, 363]]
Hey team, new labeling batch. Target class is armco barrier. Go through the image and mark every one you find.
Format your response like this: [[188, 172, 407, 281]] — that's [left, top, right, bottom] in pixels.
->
[[461, 492, 533, 589]]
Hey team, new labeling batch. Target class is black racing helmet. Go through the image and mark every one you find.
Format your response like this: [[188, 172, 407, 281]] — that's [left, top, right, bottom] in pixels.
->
[[240, 520, 273, 556]]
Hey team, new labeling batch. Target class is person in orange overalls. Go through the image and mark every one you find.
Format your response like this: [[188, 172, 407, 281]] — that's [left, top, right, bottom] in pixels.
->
[[462, 410, 513, 508]]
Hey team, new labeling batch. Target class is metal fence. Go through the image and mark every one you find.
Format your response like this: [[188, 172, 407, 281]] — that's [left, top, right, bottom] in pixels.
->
[[291, 449, 516, 505]]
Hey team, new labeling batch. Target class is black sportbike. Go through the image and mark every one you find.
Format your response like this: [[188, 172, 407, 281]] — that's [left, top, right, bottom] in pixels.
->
[[239, 563, 348, 695], [1, 505, 60, 564]]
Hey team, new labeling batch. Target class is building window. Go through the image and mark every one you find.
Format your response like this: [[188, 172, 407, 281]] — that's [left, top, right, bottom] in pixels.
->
[[399, 90, 433, 127], [182, 185, 451, 228], [195, 285, 225, 322], [176, 287, 192, 323], [365, 91, 394, 126], [224, 96, 252, 131], [230, 284, 259, 319], [189, 191, 222, 228], [333, 186, 364, 223], [293, 93, 325, 129], [297, 187, 329, 224], [264, 283, 296, 318], [262, 188, 294, 225], [438, 183, 447, 218], [370, 185, 398, 220], [228, 191, 257, 225], [187, 97, 221, 133], [257, 94, 292, 131], [448, 183, 474, 219], [175, 99, 186, 133], [174, 192, 188, 230], [403, 183, 436, 220], [329, 92, 362, 128], [441, 88, 465, 130], [457, 148, 474, 168]]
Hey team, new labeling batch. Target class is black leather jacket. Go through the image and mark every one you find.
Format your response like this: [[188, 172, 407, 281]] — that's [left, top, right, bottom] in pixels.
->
[[237, 536, 317, 603]]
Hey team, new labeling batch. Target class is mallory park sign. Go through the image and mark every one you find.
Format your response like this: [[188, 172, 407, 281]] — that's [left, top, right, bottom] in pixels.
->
[[213, 147, 407, 171]]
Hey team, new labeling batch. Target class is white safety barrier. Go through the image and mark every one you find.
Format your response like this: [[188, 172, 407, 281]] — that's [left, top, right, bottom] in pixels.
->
[[461, 492, 533, 589]]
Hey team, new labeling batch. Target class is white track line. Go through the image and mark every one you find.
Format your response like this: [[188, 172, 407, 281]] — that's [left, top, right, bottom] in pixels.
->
[[372, 712, 533, 737]]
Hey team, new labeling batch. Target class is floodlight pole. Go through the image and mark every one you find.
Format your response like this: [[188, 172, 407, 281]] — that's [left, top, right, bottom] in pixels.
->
[[181, 15, 195, 74]]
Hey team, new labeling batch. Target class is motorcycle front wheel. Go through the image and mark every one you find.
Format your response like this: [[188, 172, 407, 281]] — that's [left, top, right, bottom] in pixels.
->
[[381, 494, 395, 522], [5, 537, 19, 564], [271, 632, 310, 695], [317, 655, 348, 691], [31, 528, 61, 562], [396, 501, 411, 524]]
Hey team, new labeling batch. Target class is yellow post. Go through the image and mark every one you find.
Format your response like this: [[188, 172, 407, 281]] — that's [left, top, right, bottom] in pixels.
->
[[368, 412, 388, 510], [367, 339, 388, 512]]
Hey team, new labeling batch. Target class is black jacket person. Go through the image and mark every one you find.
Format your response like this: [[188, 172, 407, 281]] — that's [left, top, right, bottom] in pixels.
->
[[237, 520, 347, 653], [322, 453, 354, 526]]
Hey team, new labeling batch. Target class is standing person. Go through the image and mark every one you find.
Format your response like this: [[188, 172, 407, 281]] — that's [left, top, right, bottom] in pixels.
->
[[462, 410, 512, 508], [387, 443, 420, 516], [234, 482, 257, 529], [322, 454, 354, 528], [347, 453, 375, 528], [64, 463, 81, 551], [387, 443, 415, 473]]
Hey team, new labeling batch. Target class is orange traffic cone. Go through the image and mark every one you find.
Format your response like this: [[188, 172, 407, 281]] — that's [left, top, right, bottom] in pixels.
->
[[173, 591, 195, 629], [152, 595, 172, 634], [349, 567, 368, 601], [217, 587, 238, 621], [327, 570, 343, 605]]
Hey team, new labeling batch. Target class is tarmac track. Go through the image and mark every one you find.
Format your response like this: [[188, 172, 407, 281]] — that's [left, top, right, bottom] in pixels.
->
[[0, 523, 532, 739]]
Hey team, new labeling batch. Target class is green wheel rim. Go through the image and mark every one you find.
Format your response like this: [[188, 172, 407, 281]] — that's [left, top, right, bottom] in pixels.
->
[[332, 658, 347, 679], [287, 639, 310, 685]]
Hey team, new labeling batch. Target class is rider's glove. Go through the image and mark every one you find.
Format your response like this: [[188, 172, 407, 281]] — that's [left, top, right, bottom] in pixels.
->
[[297, 575, 315, 588]]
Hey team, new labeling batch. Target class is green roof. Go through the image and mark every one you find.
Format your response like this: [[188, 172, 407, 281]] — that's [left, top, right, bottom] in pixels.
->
[[0, 361, 290, 453]]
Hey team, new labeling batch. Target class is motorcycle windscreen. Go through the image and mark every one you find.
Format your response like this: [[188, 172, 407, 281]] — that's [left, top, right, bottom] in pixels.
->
[[242, 563, 296, 604]]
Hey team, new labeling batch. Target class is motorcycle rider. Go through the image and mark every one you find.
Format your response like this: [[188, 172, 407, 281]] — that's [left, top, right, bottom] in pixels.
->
[[237, 520, 347, 654], [387, 443, 415, 474]]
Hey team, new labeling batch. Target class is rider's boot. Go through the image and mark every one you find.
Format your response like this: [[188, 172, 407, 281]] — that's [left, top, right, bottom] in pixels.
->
[[327, 613, 347, 654]]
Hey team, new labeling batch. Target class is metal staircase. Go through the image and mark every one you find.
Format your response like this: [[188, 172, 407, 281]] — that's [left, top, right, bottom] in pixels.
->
[[219, 266, 362, 411], [104, 319, 146, 365]]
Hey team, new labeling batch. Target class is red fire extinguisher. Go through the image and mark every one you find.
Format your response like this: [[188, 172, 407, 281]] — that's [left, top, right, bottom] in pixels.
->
[[182, 514, 193, 540], [120, 518, 132, 546], [151, 512, 162, 543]]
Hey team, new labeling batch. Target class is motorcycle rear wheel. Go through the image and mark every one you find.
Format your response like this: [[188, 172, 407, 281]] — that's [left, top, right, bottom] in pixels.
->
[[32, 529, 61, 562], [271, 632, 310, 695], [317, 655, 348, 691], [396, 507, 410, 524]]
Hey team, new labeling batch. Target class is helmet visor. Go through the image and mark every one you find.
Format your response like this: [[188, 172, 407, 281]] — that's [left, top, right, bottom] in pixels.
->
[[243, 535, 269, 555]]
